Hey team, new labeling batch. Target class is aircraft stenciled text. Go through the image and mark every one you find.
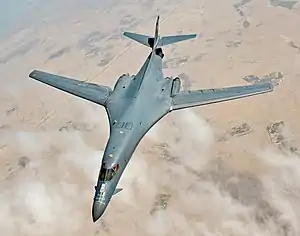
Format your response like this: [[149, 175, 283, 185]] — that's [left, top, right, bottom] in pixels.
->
[[113, 121, 133, 130]]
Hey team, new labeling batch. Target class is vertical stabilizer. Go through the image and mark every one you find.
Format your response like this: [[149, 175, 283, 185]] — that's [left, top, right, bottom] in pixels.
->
[[154, 15, 160, 43]]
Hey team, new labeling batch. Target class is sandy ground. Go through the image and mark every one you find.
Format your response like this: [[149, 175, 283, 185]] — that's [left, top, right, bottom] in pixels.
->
[[1, 0, 300, 235]]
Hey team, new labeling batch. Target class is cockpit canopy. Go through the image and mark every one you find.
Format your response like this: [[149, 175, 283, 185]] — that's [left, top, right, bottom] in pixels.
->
[[99, 163, 119, 181]]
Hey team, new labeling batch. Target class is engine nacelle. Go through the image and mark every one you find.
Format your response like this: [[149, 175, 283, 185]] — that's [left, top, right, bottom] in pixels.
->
[[171, 77, 181, 96]]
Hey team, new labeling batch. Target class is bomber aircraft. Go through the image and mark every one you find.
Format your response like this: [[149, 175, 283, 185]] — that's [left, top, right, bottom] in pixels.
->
[[29, 16, 275, 222]]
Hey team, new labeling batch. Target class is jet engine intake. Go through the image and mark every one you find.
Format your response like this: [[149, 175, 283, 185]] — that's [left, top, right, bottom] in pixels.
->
[[113, 73, 131, 91], [171, 77, 181, 96]]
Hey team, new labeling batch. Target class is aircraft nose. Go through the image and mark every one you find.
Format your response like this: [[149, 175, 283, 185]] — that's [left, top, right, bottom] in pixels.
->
[[92, 201, 107, 222]]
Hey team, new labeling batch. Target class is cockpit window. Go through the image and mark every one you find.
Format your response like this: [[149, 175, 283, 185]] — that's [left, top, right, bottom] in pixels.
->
[[99, 163, 119, 181]]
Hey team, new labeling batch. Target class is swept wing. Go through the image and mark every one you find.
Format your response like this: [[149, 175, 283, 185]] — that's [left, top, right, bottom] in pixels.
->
[[29, 70, 112, 107], [171, 83, 274, 111]]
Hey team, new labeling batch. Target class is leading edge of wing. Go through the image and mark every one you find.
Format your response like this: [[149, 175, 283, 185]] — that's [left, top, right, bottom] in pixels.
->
[[29, 70, 112, 106], [171, 82, 274, 111]]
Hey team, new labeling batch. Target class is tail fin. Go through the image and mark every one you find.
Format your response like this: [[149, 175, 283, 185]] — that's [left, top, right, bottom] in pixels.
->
[[123, 15, 197, 49], [154, 15, 159, 43]]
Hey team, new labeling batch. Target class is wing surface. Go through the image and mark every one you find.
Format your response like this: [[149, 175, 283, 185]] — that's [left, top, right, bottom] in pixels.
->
[[29, 70, 112, 106], [171, 83, 274, 111]]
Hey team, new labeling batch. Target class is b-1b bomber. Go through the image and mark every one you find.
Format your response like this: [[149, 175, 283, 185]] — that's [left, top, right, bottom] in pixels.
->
[[29, 16, 275, 222]]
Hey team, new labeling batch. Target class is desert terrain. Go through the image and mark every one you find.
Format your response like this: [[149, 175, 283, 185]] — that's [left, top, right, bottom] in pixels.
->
[[1, 0, 300, 235]]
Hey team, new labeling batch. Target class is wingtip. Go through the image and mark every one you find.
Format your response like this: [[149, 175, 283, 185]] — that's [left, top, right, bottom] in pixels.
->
[[265, 82, 275, 92], [29, 70, 37, 78], [270, 84, 276, 92]]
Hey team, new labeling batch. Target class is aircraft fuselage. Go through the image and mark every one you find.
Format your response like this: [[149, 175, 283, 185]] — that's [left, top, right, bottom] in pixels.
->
[[92, 49, 174, 221]]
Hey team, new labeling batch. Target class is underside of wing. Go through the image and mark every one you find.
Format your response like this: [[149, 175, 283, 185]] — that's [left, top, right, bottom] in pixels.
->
[[171, 83, 274, 111], [29, 70, 112, 106]]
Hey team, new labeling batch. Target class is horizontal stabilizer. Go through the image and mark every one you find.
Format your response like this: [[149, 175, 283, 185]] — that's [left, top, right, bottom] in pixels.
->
[[123, 16, 197, 49], [113, 188, 123, 196], [123, 32, 153, 48], [123, 32, 197, 48], [158, 34, 197, 47]]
